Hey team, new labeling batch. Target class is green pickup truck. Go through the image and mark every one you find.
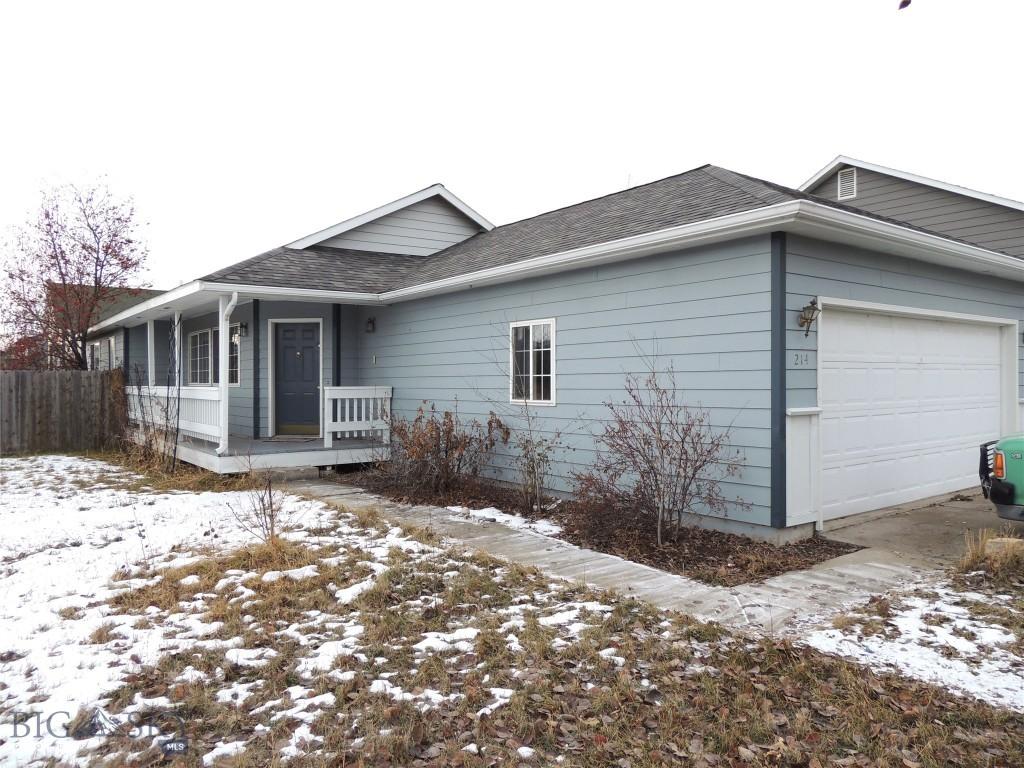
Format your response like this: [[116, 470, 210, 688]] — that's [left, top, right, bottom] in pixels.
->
[[980, 435, 1024, 522]]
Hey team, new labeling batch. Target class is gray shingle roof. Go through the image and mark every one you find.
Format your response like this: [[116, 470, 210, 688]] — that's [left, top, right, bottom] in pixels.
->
[[201, 246, 425, 293], [201, 164, 1014, 295]]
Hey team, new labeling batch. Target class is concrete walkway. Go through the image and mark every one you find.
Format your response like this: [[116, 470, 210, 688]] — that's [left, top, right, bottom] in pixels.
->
[[282, 479, 934, 634]]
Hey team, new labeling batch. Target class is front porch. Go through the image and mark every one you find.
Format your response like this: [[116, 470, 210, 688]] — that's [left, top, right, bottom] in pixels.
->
[[128, 382, 392, 473], [173, 433, 384, 473]]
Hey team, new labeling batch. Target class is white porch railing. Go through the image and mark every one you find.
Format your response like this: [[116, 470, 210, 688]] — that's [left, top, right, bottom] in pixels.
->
[[127, 385, 221, 442], [324, 386, 392, 448]]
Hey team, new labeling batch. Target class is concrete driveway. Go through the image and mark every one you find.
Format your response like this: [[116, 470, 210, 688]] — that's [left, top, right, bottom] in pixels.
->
[[824, 489, 1024, 568]]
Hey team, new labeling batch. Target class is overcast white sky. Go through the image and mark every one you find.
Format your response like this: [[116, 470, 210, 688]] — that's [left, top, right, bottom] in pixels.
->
[[1, 0, 1022, 289]]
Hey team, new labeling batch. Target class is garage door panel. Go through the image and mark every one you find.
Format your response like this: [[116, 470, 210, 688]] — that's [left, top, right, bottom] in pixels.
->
[[819, 309, 1002, 520]]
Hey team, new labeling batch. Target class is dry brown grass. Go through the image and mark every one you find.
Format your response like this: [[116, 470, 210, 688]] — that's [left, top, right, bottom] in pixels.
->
[[77, 507, 1024, 768], [88, 622, 118, 644], [958, 526, 1024, 586], [87, 447, 263, 493]]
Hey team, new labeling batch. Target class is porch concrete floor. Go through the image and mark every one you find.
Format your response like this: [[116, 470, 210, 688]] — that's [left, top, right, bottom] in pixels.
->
[[281, 479, 932, 634], [825, 489, 1024, 569]]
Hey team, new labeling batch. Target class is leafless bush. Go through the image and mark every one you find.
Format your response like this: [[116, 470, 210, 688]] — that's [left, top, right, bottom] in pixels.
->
[[124, 364, 177, 469], [572, 361, 745, 546], [509, 404, 564, 514], [372, 400, 509, 496], [228, 474, 288, 545]]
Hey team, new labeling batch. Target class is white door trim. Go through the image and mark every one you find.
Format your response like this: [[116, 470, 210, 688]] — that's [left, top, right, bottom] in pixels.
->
[[267, 318, 324, 439], [816, 296, 1020, 435]]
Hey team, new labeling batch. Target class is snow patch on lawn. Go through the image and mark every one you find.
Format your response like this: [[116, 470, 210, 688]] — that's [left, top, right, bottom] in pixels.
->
[[0, 455, 328, 766], [804, 586, 1024, 712]]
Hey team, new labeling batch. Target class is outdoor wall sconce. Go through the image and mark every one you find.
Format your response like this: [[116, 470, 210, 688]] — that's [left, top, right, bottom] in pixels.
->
[[365, 317, 376, 333], [236, 322, 249, 337], [797, 299, 821, 337]]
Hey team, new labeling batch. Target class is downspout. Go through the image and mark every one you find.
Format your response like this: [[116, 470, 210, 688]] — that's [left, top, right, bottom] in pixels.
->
[[216, 292, 238, 455]]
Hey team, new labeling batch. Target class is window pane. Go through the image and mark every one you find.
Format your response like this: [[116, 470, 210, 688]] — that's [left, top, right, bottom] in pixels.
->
[[512, 325, 530, 399], [538, 375, 551, 401], [229, 326, 239, 385], [190, 331, 210, 384]]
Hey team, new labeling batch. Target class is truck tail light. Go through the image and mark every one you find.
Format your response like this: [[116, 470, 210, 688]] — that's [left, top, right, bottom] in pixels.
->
[[994, 451, 1006, 479]]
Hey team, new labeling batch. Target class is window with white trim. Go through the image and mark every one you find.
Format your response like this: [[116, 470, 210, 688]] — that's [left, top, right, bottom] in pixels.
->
[[510, 319, 554, 403], [188, 330, 211, 384]]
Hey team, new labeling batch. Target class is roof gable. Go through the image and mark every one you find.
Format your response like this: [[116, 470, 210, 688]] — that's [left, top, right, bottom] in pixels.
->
[[801, 157, 1024, 258], [286, 183, 492, 254], [801, 156, 1024, 213]]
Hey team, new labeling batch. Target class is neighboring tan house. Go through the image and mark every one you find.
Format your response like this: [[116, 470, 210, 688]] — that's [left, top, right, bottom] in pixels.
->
[[84, 287, 165, 370], [1, 286, 161, 370], [89, 157, 1024, 541]]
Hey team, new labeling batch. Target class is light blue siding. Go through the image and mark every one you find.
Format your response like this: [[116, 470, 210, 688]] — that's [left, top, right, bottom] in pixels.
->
[[353, 236, 775, 527], [785, 235, 1024, 409]]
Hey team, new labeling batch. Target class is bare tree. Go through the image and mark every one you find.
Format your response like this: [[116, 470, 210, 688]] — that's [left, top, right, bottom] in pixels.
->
[[573, 358, 746, 546], [1, 182, 148, 369]]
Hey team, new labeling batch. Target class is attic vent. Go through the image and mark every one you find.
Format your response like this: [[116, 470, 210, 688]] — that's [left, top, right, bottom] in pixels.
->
[[837, 167, 857, 200]]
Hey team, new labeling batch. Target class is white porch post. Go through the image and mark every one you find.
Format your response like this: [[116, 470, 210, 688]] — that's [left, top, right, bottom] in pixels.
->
[[146, 320, 156, 386], [173, 312, 182, 386], [216, 293, 238, 455]]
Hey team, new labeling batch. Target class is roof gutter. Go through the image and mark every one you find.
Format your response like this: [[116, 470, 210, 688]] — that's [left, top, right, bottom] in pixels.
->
[[380, 200, 1024, 301], [89, 281, 380, 334], [381, 201, 805, 301], [90, 198, 1024, 333]]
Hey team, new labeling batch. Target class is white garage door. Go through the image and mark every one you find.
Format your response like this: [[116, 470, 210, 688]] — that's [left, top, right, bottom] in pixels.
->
[[820, 309, 1003, 520]]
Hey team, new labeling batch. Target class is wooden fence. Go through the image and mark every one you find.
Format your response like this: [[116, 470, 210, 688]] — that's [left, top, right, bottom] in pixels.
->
[[0, 369, 128, 455]]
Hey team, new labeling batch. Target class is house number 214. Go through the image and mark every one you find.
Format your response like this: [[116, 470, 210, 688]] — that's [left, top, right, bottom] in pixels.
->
[[792, 353, 810, 367]]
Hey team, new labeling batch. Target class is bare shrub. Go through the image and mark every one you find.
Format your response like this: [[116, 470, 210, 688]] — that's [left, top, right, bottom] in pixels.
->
[[572, 361, 745, 546], [228, 474, 288, 545], [509, 405, 564, 515], [372, 400, 509, 497]]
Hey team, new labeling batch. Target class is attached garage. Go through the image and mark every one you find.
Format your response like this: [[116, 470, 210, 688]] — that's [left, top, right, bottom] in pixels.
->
[[816, 302, 1018, 521]]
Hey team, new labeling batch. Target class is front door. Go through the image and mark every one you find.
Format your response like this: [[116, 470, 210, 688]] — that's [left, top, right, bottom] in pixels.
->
[[275, 323, 320, 435]]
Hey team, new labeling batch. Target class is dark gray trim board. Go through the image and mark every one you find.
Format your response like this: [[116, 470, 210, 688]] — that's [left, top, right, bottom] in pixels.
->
[[252, 299, 261, 439], [770, 231, 787, 529], [122, 327, 130, 378], [332, 304, 341, 386]]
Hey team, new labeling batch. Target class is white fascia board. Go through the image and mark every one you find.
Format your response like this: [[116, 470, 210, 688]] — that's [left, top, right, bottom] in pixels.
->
[[89, 281, 383, 334], [196, 282, 380, 305], [800, 155, 1024, 213], [89, 281, 205, 333], [286, 183, 493, 250], [93, 198, 1024, 332], [382, 202, 804, 301]]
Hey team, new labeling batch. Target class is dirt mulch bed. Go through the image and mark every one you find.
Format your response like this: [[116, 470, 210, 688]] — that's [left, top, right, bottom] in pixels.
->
[[332, 468, 861, 587], [557, 504, 862, 586], [340, 468, 528, 513]]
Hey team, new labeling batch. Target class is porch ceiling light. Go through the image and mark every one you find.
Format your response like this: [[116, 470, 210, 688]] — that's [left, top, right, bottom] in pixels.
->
[[797, 299, 821, 337]]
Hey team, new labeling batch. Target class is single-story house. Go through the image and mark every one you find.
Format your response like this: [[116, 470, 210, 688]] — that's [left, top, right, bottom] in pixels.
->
[[89, 157, 1024, 540]]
